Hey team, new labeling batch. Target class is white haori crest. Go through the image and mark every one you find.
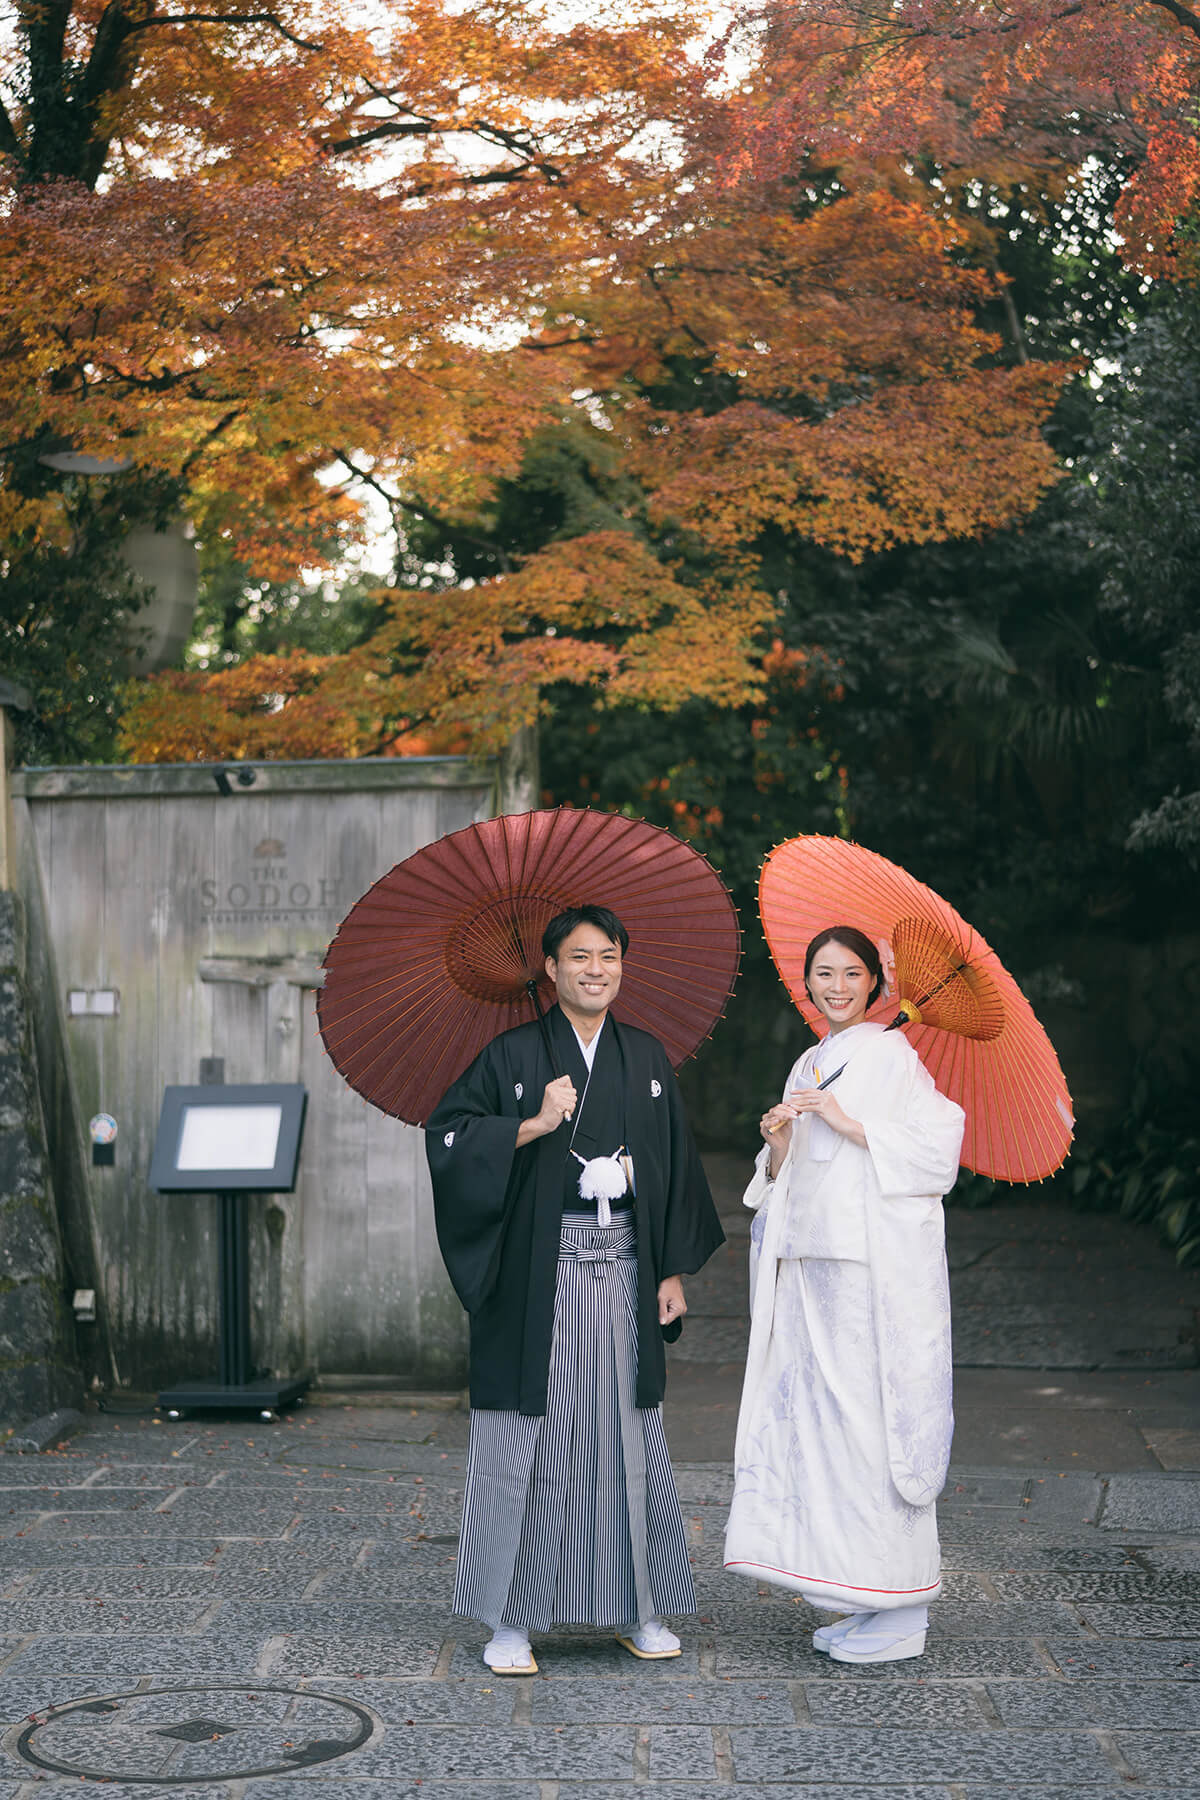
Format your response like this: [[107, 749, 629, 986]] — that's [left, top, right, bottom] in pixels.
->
[[573, 1148, 629, 1227], [515, 1082, 524, 1099], [443, 1130, 455, 1148], [650, 1079, 662, 1098]]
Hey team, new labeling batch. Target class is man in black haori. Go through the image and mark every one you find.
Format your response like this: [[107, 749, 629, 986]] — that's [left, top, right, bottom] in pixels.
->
[[426, 904, 724, 1675]]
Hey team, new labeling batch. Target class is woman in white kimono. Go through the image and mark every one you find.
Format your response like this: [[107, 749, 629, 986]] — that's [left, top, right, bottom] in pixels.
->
[[724, 925, 965, 1664]]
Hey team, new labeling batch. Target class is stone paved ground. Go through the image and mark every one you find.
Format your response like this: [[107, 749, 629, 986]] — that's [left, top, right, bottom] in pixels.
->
[[2, 1155, 1199, 1796]]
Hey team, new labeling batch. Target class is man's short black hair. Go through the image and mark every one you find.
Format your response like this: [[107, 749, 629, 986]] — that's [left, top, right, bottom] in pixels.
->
[[542, 905, 629, 962]]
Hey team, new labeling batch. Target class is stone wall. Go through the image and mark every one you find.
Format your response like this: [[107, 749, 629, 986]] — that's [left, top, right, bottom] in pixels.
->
[[0, 893, 82, 1425]]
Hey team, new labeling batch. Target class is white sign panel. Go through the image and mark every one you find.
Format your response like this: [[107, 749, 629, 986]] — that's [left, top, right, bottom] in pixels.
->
[[175, 1103, 284, 1173]]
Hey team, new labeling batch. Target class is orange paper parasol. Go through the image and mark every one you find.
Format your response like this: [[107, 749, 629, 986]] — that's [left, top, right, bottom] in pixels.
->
[[318, 807, 741, 1125], [759, 834, 1074, 1183]]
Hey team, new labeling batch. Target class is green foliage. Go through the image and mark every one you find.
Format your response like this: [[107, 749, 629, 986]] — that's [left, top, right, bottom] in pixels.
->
[[1088, 287, 1200, 859], [188, 539, 385, 669], [0, 468, 182, 765], [397, 418, 645, 585], [1062, 1065, 1200, 1267]]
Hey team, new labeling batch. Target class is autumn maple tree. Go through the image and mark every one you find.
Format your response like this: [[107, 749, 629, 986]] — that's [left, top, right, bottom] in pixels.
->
[[714, 1, 1200, 279], [13, 1, 1190, 762]]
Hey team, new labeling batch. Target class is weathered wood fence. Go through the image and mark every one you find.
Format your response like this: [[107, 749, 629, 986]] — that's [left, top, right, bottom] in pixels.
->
[[13, 756, 495, 1395]]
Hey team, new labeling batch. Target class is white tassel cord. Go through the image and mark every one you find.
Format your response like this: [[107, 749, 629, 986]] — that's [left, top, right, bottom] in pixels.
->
[[575, 1152, 628, 1228]]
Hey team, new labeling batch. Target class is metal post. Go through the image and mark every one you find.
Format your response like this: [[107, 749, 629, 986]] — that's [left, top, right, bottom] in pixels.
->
[[217, 1192, 251, 1389]]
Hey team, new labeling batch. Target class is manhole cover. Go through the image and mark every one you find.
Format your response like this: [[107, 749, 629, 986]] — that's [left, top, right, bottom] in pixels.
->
[[11, 1684, 374, 1784]]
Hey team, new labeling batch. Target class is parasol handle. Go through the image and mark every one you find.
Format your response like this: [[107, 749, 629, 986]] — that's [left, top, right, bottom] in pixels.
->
[[524, 977, 559, 1072], [886, 1003, 920, 1031]]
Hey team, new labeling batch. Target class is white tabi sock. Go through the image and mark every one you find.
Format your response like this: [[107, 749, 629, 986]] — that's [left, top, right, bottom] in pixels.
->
[[811, 1611, 868, 1653], [829, 1603, 929, 1664], [483, 1625, 534, 1670], [619, 1618, 681, 1655]]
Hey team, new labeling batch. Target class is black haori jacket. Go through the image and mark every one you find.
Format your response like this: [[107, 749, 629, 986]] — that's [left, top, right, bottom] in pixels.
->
[[426, 1004, 724, 1416]]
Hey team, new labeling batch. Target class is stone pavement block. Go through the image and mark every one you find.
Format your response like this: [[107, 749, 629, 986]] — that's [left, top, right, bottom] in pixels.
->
[[216, 1601, 457, 1637], [692, 1602, 820, 1635], [939, 1475, 1033, 1508], [282, 1482, 451, 1514], [1045, 1639, 1199, 1679], [673, 1467, 735, 1505], [926, 1602, 1084, 1637], [1, 1786, 233, 1799], [718, 1636, 1053, 1681], [1111, 1731, 1200, 1783], [551, 1791, 948, 1800], [991, 1570, 1200, 1602], [1077, 1601, 1200, 1637], [668, 1319, 748, 1361], [0, 1676, 103, 1721], [0, 1635, 23, 1665], [354, 1539, 468, 1569], [321, 1568, 457, 1602], [964, 1793, 1200, 1800], [295, 1677, 514, 1723], [243, 1786, 537, 1799], [283, 1724, 635, 1780], [0, 1600, 209, 1634], [0, 1536, 224, 1566], [942, 1543, 1138, 1573], [1140, 1547, 1200, 1573], [134, 1497, 303, 1530], [1142, 1426, 1200, 1469], [449, 1637, 703, 1679], [803, 1684, 988, 1726], [5, 1633, 263, 1676], [939, 1526, 1106, 1551], [15, 1566, 304, 1600], [987, 1678, 1200, 1728], [0, 1487, 168, 1512], [1020, 1475, 1108, 1524], [0, 1462, 101, 1484], [270, 1447, 470, 1478], [728, 1726, 1117, 1784], [208, 1541, 362, 1572], [34, 1509, 296, 1538], [532, 1678, 795, 1724], [679, 1503, 729, 1534], [270, 1633, 444, 1678], [283, 1514, 458, 1547], [1101, 1475, 1200, 1532], [647, 1724, 718, 1781]]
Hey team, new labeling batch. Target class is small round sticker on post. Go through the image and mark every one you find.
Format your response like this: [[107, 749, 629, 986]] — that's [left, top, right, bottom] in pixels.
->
[[89, 1113, 118, 1166]]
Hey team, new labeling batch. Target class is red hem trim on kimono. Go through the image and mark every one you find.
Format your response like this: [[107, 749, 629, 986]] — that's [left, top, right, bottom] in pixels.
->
[[724, 1559, 941, 1597]]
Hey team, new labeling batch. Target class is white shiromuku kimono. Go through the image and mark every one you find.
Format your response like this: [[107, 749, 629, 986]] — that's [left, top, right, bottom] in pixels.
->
[[723, 1021, 965, 1613]]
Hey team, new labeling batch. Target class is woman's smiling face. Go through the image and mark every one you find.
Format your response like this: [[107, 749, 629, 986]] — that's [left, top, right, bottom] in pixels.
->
[[806, 939, 874, 1034]]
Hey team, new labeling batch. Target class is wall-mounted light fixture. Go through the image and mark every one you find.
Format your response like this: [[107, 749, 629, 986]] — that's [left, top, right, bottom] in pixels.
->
[[213, 766, 258, 796]]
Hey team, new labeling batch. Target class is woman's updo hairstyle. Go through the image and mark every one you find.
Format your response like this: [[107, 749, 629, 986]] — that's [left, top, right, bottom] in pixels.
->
[[803, 925, 885, 1007]]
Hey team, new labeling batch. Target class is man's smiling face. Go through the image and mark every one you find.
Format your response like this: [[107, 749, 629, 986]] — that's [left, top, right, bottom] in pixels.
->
[[546, 922, 624, 1027]]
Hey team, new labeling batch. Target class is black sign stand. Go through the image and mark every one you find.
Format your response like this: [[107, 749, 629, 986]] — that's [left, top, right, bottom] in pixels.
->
[[151, 1084, 310, 1421]]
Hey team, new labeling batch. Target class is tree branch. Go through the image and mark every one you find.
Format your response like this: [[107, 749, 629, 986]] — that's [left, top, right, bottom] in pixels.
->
[[0, 94, 22, 165], [181, 406, 243, 474], [124, 11, 325, 52], [1145, 0, 1200, 41]]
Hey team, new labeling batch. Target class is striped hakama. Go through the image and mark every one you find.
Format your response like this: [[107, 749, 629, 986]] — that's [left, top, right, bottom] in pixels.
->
[[453, 1212, 696, 1632]]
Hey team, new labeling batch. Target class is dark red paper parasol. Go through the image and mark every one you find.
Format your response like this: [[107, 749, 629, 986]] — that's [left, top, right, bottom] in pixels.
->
[[317, 807, 741, 1125]]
